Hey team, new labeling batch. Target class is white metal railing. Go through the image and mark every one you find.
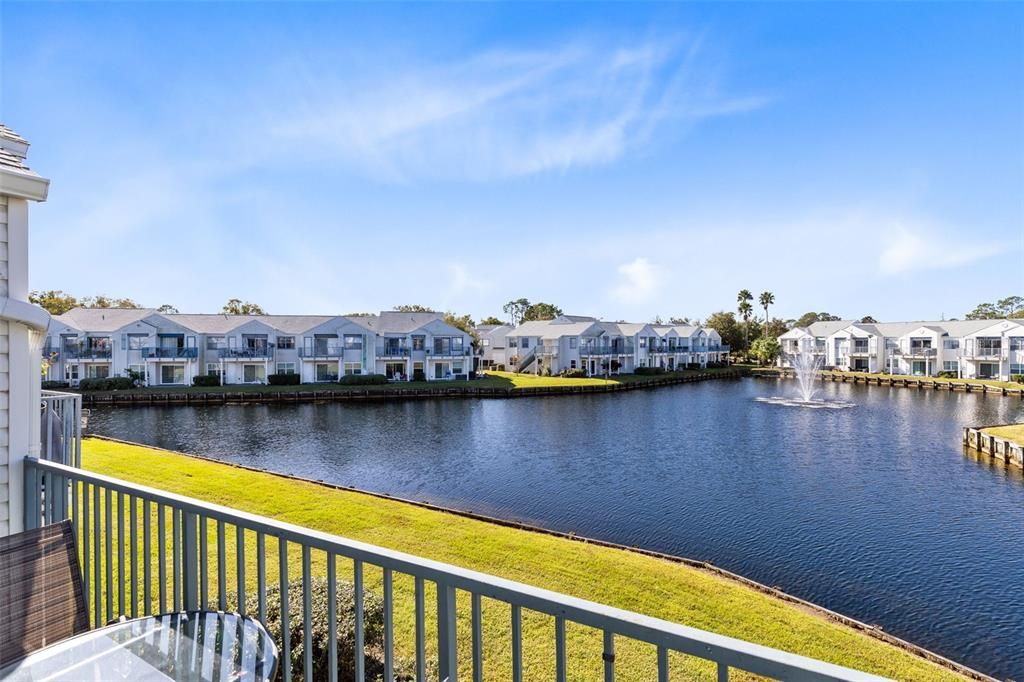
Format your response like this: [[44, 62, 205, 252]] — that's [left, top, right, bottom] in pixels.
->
[[40, 389, 82, 467], [23, 458, 888, 682]]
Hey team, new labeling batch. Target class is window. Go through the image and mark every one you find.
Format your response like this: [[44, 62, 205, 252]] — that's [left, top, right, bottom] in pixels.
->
[[86, 365, 110, 379], [943, 361, 959, 372], [509, 338, 518, 349], [344, 362, 362, 375], [89, 337, 111, 350], [482, 339, 490, 347], [910, 338, 931, 350], [277, 336, 295, 349], [343, 335, 363, 350], [64, 365, 79, 381], [569, 337, 577, 349], [127, 334, 147, 350], [207, 336, 225, 350], [452, 362, 464, 375], [412, 335, 425, 351], [207, 363, 221, 378], [1010, 337, 1024, 351], [943, 339, 960, 350], [128, 364, 147, 382], [1010, 363, 1024, 375], [521, 338, 530, 349], [570, 360, 577, 369], [161, 365, 185, 385], [315, 363, 338, 382], [639, 337, 646, 348], [277, 362, 296, 374], [242, 364, 266, 383]]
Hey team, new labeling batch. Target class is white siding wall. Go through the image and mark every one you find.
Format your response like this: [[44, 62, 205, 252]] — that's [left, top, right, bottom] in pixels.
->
[[0, 196, 9, 535]]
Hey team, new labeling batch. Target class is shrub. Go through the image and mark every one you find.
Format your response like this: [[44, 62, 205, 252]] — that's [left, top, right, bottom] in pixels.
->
[[267, 373, 300, 386], [633, 367, 666, 376], [192, 375, 222, 387], [243, 576, 417, 681], [41, 380, 70, 390], [337, 373, 388, 386], [78, 377, 134, 391], [1012, 374, 1024, 384], [412, 369, 426, 382], [936, 371, 958, 379], [559, 368, 587, 378]]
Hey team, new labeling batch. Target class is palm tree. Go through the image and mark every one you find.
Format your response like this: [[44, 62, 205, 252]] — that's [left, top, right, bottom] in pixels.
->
[[738, 300, 753, 355], [759, 291, 775, 336]]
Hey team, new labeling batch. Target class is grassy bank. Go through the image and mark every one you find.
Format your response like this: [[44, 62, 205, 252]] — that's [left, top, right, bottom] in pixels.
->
[[983, 423, 1024, 446], [81, 438, 967, 681], [71, 367, 738, 398], [759, 367, 1022, 391]]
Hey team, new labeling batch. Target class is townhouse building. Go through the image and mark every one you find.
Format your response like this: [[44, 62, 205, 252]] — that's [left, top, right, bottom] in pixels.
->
[[505, 315, 729, 376], [476, 323, 514, 369], [778, 318, 1024, 381], [43, 308, 474, 387]]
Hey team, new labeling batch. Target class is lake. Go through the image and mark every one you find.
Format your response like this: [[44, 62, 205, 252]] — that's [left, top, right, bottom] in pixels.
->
[[87, 378, 1024, 678]]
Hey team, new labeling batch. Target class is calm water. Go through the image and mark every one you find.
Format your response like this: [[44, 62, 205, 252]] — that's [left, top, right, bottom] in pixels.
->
[[88, 378, 1024, 678]]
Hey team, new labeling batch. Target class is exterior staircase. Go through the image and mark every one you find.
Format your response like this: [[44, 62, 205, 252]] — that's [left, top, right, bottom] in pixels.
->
[[515, 346, 537, 373]]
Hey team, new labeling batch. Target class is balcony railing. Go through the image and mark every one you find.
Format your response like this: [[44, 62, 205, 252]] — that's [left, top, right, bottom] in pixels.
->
[[429, 347, 471, 357], [63, 347, 113, 360], [960, 346, 1005, 360], [23, 457, 885, 682], [144, 347, 199, 359], [40, 390, 82, 467], [298, 346, 345, 358], [377, 346, 411, 357], [219, 346, 274, 359], [580, 344, 635, 355]]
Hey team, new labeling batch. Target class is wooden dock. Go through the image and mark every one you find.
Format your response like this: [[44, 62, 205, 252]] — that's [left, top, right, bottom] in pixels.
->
[[963, 425, 1024, 469]]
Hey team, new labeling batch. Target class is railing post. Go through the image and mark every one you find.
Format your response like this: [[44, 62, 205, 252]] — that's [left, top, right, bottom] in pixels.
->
[[182, 510, 199, 610], [437, 580, 458, 681], [23, 460, 39, 530]]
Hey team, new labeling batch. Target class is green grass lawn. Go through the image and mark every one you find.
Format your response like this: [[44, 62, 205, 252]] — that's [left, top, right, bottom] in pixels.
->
[[78, 438, 967, 681], [72, 367, 737, 397], [983, 423, 1024, 446]]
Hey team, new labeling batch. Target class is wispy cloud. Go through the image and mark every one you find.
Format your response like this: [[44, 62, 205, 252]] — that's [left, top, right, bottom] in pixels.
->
[[877, 223, 1009, 275], [609, 257, 662, 305], [268, 36, 768, 182]]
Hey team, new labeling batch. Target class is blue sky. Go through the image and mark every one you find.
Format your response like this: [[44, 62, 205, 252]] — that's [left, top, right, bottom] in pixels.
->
[[3, 2, 1022, 323]]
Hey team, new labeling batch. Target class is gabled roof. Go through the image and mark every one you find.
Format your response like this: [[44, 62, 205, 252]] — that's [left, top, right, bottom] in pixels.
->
[[802, 320, 857, 338], [163, 314, 339, 335], [350, 311, 468, 337], [551, 315, 598, 324], [510, 319, 602, 340], [54, 307, 158, 333]]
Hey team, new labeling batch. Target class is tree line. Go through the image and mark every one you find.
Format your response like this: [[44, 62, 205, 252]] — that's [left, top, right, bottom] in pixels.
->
[[28, 290, 266, 316]]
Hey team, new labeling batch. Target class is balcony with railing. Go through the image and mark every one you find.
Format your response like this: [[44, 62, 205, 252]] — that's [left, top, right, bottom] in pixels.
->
[[428, 345, 471, 358], [62, 345, 113, 360], [298, 344, 345, 358], [580, 342, 635, 356], [219, 344, 275, 360], [143, 347, 199, 359], [377, 344, 411, 358], [960, 343, 1005, 360], [20, 449, 887, 682]]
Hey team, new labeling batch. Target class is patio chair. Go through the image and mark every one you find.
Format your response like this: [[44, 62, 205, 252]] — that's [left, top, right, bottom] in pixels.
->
[[0, 520, 89, 667]]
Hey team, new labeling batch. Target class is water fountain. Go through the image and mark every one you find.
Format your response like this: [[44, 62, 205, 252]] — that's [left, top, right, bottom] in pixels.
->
[[755, 346, 855, 409]]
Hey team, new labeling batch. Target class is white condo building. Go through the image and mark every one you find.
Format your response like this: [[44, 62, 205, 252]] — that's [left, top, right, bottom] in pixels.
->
[[505, 315, 728, 375], [43, 308, 475, 387], [778, 319, 1024, 381]]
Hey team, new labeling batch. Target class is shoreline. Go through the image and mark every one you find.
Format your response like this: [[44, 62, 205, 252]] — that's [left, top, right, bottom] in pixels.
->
[[75, 368, 743, 408], [751, 368, 1024, 398], [86, 432, 996, 681]]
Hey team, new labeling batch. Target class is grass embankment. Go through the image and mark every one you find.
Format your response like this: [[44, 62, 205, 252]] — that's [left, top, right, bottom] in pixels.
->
[[983, 423, 1024, 447], [74, 367, 738, 397], [763, 367, 1022, 391], [80, 438, 965, 681]]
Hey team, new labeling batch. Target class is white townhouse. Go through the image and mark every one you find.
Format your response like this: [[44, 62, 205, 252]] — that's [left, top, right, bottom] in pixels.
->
[[506, 316, 728, 376], [778, 318, 1024, 381], [476, 323, 514, 370], [44, 309, 476, 387], [350, 311, 474, 381]]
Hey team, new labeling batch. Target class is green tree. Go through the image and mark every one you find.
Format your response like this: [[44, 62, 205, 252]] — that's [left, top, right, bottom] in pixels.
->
[[997, 296, 1024, 318], [794, 312, 841, 328], [222, 299, 266, 315], [737, 301, 753, 354], [29, 290, 80, 315], [860, 315, 878, 324], [964, 296, 1024, 319], [157, 304, 179, 314], [393, 304, 436, 313], [758, 291, 775, 334], [502, 299, 531, 326], [750, 336, 781, 366], [522, 302, 562, 322], [479, 316, 505, 326], [342, 312, 373, 317], [81, 295, 141, 309], [704, 311, 743, 352], [668, 316, 691, 325], [763, 317, 790, 339]]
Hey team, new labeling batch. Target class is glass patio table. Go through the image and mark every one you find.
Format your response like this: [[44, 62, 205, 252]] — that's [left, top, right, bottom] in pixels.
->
[[0, 611, 277, 681]]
